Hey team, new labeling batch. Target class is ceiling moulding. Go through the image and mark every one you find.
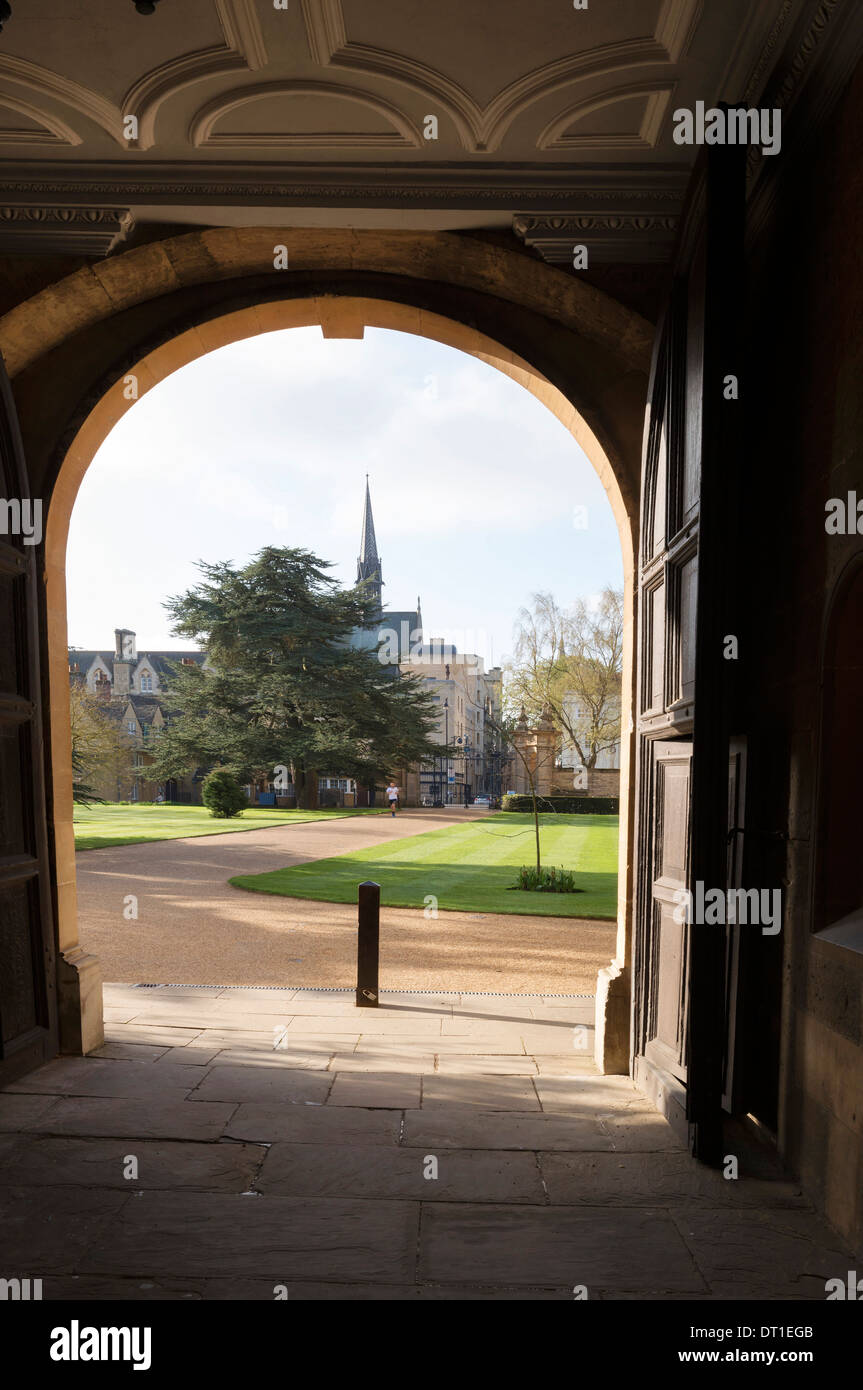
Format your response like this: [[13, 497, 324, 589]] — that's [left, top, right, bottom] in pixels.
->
[[538, 84, 675, 151], [0, 55, 122, 145], [746, 0, 863, 241], [0, 205, 134, 256], [0, 94, 82, 147], [717, 0, 798, 104], [0, 0, 266, 153], [300, 0, 702, 152], [126, 0, 268, 149], [190, 82, 422, 150], [513, 213, 679, 265], [655, 0, 704, 61], [0, 161, 693, 210]]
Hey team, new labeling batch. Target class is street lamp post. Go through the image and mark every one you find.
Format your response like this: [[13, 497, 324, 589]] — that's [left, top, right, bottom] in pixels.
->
[[443, 698, 449, 804]]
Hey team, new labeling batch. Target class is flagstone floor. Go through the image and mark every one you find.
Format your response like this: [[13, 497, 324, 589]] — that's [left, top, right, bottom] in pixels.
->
[[0, 984, 849, 1301]]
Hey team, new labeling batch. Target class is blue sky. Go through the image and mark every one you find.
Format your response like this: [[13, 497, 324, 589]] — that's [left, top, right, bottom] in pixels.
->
[[66, 326, 623, 666]]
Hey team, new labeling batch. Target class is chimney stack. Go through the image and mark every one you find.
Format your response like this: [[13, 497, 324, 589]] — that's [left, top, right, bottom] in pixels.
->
[[113, 628, 136, 695]]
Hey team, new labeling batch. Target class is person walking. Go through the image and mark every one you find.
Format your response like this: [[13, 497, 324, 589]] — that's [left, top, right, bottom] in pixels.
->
[[386, 780, 400, 816]]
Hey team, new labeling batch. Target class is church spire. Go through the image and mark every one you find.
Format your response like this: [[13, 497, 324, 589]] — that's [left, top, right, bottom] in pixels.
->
[[356, 475, 383, 607]]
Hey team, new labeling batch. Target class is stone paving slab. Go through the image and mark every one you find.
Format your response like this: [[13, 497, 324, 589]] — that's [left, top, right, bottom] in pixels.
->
[[104, 1025, 205, 1046], [213, 1048, 335, 1069], [420, 1075, 541, 1111], [258, 1143, 546, 1203], [120, 1010, 296, 1032], [17, 1096, 236, 1141], [419, 1204, 707, 1291], [288, 1014, 443, 1036], [328, 1050, 438, 1073], [155, 1047, 225, 1066], [668, 1208, 852, 1291], [93, 1042, 171, 1062], [0, 1135, 266, 1192], [0, 1092, 63, 1131], [431, 1056, 540, 1076], [188, 1065, 332, 1105], [5, 1058, 206, 1100], [83, 1192, 421, 1283], [600, 1112, 687, 1152], [1, 986, 851, 1299], [326, 1074, 422, 1108], [225, 1102, 402, 1146], [403, 1107, 617, 1151], [534, 1056, 600, 1076], [535, 1075, 656, 1115], [396, 1037, 530, 1055], [529, 1005, 595, 1022], [0, 1185, 129, 1273], [175, 1029, 305, 1050], [538, 1152, 811, 1208]]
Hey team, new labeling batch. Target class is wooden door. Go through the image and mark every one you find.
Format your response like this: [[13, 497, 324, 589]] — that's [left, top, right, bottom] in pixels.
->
[[633, 137, 746, 1159], [0, 354, 57, 1087], [643, 740, 693, 1085], [722, 737, 747, 1113]]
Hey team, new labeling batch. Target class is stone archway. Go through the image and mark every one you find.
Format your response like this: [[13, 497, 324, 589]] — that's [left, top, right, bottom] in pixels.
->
[[0, 228, 651, 1070]]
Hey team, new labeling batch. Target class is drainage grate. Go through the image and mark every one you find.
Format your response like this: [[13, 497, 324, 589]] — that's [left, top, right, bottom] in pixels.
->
[[129, 982, 594, 999]]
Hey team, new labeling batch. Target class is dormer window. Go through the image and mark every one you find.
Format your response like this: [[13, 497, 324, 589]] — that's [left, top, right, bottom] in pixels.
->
[[127, 720, 137, 735], [140, 671, 152, 692]]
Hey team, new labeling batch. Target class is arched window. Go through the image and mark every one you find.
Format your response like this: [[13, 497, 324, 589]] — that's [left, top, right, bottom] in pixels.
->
[[817, 558, 863, 939], [140, 671, 152, 692]]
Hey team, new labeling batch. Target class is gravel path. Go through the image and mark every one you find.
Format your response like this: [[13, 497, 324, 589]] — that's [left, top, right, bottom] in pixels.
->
[[76, 809, 616, 994]]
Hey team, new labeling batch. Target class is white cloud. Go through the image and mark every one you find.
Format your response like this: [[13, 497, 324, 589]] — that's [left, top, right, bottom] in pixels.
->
[[68, 327, 622, 660]]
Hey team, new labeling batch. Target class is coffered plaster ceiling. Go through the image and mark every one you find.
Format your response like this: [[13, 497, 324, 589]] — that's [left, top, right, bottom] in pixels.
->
[[0, 0, 855, 264]]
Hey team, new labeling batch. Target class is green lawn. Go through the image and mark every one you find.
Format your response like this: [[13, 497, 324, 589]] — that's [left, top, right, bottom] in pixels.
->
[[73, 802, 387, 851], [231, 812, 618, 919]]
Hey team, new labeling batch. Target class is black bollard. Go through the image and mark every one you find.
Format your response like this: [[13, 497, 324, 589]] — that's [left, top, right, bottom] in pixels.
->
[[356, 880, 380, 1007]]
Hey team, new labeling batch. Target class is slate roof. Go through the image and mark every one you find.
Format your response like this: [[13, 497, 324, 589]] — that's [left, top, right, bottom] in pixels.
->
[[68, 650, 206, 681], [97, 695, 165, 731]]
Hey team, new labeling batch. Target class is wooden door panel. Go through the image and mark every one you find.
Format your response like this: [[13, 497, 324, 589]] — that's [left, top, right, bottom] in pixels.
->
[[644, 741, 692, 1082], [634, 142, 746, 1160], [0, 358, 57, 1086]]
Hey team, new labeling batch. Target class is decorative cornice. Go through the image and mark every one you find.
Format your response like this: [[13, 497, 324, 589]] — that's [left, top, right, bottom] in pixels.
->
[[742, 0, 798, 103], [745, 0, 863, 241], [0, 160, 692, 210], [768, 0, 843, 114], [513, 212, 679, 264], [0, 205, 133, 255]]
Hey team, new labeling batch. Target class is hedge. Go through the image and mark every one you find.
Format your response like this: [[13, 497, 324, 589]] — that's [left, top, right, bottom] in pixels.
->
[[501, 794, 619, 815]]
